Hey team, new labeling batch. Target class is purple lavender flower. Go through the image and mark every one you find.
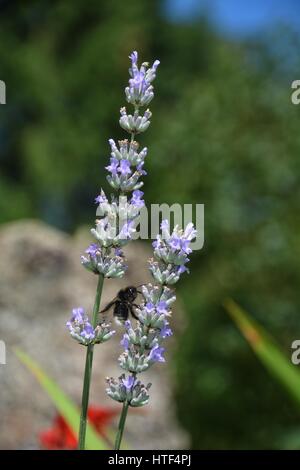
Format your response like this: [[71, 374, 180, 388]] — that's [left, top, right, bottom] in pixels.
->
[[156, 301, 168, 315], [105, 157, 119, 176], [169, 235, 192, 255], [177, 264, 188, 275], [129, 51, 138, 68], [130, 72, 147, 96], [149, 345, 165, 363], [137, 162, 147, 176], [66, 307, 95, 345], [85, 243, 99, 257], [119, 220, 135, 240], [160, 323, 173, 339], [95, 191, 108, 205], [118, 159, 131, 176], [129, 54, 148, 96], [184, 222, 198, 241], [152, 237, 161, 249], [180, 239, 192, 254], [161, 219, 169, 231], [68, 307, 85, 323], [114, 247, 123, 257], [168, 236, 182, 251], [120, 334, 130, 350], [131, 190, 144, 208], [122, 375, 136, 392], [145, 302, 155, 314], [81, 322, 95, 340], [126, 51, 160, 107]]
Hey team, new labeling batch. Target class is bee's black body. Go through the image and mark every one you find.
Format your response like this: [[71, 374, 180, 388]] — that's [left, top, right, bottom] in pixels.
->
[[100, 286, 141, 322]]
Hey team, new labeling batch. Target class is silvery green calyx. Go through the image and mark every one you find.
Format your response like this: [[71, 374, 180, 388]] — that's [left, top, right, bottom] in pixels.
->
[[120, 107, 152, 134], [66, 308, 115, 346]]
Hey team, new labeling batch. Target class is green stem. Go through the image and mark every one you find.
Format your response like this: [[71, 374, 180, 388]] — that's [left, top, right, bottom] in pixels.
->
[[78, 274, 104, 450], [114, 401, 129, 450]]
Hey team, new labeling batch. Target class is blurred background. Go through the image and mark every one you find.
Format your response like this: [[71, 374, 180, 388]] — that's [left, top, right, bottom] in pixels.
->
[[1, 0, 300, 449]]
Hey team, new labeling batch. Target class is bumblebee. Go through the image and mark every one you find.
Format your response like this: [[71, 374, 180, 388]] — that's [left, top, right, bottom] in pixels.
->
[[100, 286, 142, 322]]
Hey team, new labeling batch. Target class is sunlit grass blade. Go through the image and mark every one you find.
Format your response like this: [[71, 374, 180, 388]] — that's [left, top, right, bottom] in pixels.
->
[[14, 348, 109, 450], [224, 299, 300, 407]]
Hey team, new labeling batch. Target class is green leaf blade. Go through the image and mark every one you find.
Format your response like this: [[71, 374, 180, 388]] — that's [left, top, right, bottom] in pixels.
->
[[224, 299, 300, 407], [14, 348, 109, 450]]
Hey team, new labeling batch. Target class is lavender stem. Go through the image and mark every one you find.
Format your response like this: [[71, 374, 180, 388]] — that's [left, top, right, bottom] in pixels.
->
[[114, 400, 129, 450], [78, 273, 104, 450]]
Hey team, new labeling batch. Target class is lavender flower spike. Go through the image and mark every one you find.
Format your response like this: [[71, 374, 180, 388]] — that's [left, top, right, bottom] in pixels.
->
[[85, 51, 159, 278], [106, 221, 196, 414]]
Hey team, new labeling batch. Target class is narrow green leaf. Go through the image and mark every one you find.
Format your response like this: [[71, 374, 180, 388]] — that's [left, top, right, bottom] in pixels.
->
[[224, 299, 300, 407], [14, 348, 109, 450]]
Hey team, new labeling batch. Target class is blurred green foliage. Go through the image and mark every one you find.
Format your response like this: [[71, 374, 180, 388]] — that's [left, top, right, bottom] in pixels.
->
[[1, 0, 300, 449]]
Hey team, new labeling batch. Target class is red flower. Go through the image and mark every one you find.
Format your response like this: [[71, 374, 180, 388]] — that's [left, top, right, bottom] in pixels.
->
[[39, 406, 119, 450]]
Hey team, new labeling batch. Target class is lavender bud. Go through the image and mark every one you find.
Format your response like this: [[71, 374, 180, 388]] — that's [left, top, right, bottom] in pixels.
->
[[94, 321, 116, 343], [130, 381, 152, 407], [119, 107, 152, 134], [119, 350, 150, 374]]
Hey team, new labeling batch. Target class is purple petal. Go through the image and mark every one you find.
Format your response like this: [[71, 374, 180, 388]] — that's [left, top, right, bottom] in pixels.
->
[[156, 301, 168, 314], [122, 375, 136, 391]]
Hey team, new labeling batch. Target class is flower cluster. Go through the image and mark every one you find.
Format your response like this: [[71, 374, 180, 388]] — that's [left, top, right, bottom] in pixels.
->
[[106, 374, 151, 408], [150, 220, 197, 285], [125, 51, 160, 108], [106, 220, 196, 407], [67, 308, 115, 346]]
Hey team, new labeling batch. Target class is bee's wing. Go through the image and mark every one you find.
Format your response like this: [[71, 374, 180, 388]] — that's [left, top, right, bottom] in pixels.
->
[[99, 297, 118, 313]]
